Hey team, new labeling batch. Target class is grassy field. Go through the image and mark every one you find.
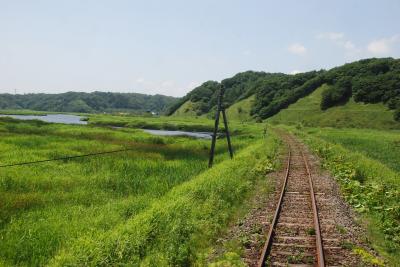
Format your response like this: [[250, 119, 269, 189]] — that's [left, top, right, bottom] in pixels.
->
[[2, 106, 399, 265], [268, 85, 400, 130], [286, 126, 400, 265], [85, 113, 266, 135], [0, 117, 278, 266], [171, 100, 200, 117], [0, 109, 218, 133], [305, 127, 400, 173], [171, 95, 255, 122], [87, 113, 217, 132], [225, 95, 255, 122]]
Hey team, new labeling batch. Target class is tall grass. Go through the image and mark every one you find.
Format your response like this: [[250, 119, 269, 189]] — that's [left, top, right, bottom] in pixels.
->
[[0, 118, 270, 266], [304, 127, 400, 172], [87, 114, 218, 132], [48, 136, 280, 266]]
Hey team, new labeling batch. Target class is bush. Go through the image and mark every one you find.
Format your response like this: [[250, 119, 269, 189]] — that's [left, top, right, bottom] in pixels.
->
[[394, 109, 400, 122], [388, 98, 400, 109], [320, 77, 352, 110]]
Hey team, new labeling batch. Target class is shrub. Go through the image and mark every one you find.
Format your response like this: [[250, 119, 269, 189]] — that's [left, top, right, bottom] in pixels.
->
[[320, 77, 352, 110], [394, 109, 400, 122]]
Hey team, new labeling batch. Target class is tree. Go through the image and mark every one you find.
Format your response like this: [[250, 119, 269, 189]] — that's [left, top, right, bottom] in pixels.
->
[[321, 77, 352, 110], [395, 109, 400, 122]]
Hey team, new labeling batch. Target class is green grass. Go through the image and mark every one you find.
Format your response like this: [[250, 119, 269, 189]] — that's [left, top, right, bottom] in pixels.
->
[[86, 113, 267, 137], [268, 85, 400, 130], [171, 95, 255, 123], [0, 109, 52, 115], [304, 127, 400, 173], [225, 95, 255, 122], [0, 117, 274, 266], [48, 136, 279, 266], [286, 126, 400, 266], [171, 100, 200, 117], [87, 113, 218, 132]]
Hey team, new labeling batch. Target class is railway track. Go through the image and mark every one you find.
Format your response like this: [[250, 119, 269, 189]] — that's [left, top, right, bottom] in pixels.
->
[[258, 135, 325, 267]]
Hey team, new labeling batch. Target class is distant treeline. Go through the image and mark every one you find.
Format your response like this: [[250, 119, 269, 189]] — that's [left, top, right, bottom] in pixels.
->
[[169, 57, 400, 121], [0, 91, 177, 114]]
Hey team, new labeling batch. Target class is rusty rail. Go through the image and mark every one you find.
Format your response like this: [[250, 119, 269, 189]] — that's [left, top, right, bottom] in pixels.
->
[[257, 146, 291, 267], [301, 151, 325, 267], [258, 141, 325, 267]]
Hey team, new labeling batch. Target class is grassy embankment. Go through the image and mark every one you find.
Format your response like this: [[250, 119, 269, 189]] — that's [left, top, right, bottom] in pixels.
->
[[171, 95, 255, 123], [0, 110, 218, 131], [86, 113, 263, 134], [285, 126, 399, 266], [0, 109, 53, 115], [225, 95, 255, 122], [0, 117, 279, 266], [268, 84, 400, 130], [88, 113, 217, 132], [170, 100, 200, 117]]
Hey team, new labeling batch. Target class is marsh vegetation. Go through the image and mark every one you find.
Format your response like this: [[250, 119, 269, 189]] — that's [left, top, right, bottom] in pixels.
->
[[0, 117, 279, 266]]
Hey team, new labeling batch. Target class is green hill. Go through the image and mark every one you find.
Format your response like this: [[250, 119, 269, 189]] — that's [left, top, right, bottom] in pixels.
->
[[225, 95, 255, 122], [0, 92, 177, 114], [144, 57, 400, 124], [172, 95, 255, 122], [169, 57, 400, 123], [267, 84, 400, 129], [171, 100, 199, 117], [167, 71, 322, 119]]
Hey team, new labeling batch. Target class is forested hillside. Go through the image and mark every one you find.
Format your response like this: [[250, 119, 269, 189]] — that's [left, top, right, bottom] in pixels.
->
[[0, 92, 177, 114], [268, 85, 400, 129], [168, 71, 323, 119], [320, 58, 400, 121], [170, 57, 400, 122]]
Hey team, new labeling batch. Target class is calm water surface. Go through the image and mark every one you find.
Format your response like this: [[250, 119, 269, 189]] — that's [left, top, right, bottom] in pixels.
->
[[143, 129, 212, 139], [0, 114, 87, 125], [0, 114, 212, 139]]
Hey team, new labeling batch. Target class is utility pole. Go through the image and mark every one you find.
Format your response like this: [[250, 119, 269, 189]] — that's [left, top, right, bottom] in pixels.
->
[[208, 84, 233, 168]]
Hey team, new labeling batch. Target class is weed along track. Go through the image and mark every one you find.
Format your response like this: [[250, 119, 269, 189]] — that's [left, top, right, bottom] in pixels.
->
[[258, 134, 354, 267]]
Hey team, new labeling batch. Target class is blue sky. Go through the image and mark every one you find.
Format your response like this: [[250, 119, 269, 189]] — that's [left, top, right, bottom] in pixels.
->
[[1, 0, 399, 97]]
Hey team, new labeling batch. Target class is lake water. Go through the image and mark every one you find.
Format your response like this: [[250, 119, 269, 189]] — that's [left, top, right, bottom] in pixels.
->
[[0, 114, 87, 125], [0, 114, 212, 139], [143, 129, 212, 139]]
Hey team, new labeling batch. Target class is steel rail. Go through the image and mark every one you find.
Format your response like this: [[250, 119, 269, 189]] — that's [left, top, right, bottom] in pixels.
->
[[258, 146, 291, 267], [301, 150, 325, 267]]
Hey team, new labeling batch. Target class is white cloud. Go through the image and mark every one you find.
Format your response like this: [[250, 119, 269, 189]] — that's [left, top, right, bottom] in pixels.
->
[[344, 41, 355, 50], [367, 35, 399, 55], [317, 32, 400, 58], [316, 32, 361, 57], [288, 43, 306, 55], [367, 40, 389, 54], [290, 70, 303, 75]]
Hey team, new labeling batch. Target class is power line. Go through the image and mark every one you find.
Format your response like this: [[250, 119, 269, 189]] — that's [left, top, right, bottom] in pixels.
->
[[0, 148, 136, 168]]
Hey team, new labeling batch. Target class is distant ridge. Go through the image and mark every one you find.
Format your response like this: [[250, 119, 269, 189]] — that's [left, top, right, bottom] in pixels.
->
[[0, 91, 177, 114]]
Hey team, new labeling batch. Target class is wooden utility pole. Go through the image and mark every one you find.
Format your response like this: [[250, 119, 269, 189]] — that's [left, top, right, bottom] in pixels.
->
[[208, 84, 233, 168]]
